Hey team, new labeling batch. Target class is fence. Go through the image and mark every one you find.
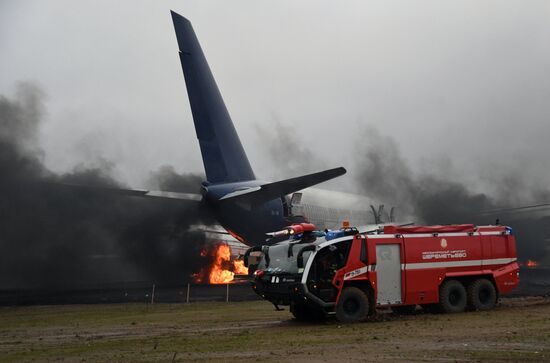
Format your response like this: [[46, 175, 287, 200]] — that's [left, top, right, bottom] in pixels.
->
[[0, 281, 260, 305]]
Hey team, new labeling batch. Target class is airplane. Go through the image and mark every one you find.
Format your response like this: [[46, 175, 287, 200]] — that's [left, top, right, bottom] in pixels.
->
[[162, 11, 382, 245], [65, 11, 385, 247]]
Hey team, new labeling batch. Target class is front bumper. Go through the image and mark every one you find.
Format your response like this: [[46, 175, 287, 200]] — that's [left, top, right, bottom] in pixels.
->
[[251, 273, 337, 314], [251, 274, 303, 306]]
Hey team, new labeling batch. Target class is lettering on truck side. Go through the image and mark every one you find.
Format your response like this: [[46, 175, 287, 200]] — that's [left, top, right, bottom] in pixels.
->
[[422, 250, 467, 260], [343, 266, 369, 280]]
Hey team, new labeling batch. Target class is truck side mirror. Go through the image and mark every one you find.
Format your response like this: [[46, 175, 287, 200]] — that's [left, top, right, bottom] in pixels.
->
[[297, 245, 316, 269], [244, 246, 263, 268], [261, 245, 270, 268]]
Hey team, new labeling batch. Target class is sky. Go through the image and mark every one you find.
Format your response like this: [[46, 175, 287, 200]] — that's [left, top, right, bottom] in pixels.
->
[[1, 0, 550, 199]]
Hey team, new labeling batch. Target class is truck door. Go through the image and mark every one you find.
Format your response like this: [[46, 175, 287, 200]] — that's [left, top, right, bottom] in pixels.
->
[[376, 243, 402, 305], [307, 240, 352, 303]]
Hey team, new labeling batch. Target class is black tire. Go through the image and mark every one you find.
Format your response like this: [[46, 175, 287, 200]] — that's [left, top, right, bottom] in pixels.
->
[[290, 302, 324, 322], [438, 280, 467, 314], [392, 305, 417, 315], [467, 278, 497, 311], [336, 287, 370, 323]]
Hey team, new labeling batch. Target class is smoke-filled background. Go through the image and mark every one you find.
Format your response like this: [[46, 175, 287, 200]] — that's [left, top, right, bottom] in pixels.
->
[[0, 83, 216, 289], [1, 1, 550, 291], [352, 128, 550, 263]]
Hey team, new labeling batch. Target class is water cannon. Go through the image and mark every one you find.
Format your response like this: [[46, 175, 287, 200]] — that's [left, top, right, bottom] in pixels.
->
[[266, 223, 317, 238]]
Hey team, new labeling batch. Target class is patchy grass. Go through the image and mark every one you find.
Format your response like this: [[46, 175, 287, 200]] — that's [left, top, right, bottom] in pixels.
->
[[0, 298, 549, 362]]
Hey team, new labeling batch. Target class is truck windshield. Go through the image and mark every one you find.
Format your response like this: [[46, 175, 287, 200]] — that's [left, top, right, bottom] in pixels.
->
[[257, 243, 313, 274]]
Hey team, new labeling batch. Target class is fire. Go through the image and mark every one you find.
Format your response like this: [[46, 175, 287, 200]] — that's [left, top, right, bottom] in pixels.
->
[[209, 244, 234, 284], [233, 259, 248, 275], [193, 243, 248, 284], [526, 260, 539, 268]]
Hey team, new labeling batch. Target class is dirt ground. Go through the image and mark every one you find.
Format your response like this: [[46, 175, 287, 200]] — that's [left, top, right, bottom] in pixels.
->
[[0, 296, 549, 362]]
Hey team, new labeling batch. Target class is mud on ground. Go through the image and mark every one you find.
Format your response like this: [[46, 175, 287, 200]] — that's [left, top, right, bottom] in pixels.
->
[[0, 297, 549, 362]]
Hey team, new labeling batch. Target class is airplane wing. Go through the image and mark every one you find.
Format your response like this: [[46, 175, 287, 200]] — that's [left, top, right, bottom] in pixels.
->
[[43, 182, 202, 202], [117, 189, 201, 201], [219, 167, 346, 207], [477, 202, 550, 215]]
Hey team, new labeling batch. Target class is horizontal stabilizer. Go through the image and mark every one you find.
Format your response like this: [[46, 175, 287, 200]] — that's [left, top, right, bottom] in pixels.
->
[[220, 167, 346, 207]]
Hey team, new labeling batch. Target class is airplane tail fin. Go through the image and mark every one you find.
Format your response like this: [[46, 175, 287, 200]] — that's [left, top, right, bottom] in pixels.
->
[[171, 11, 255, 184]]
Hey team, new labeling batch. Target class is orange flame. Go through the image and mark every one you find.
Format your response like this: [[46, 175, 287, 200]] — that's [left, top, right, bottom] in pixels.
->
[[209, 244, 234, 284], [526, 260, 539, 268], [233, 259, 248, 275], [193, 243, 248, 284]]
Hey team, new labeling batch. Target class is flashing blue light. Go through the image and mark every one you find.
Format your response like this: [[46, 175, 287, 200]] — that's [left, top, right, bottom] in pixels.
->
[[505, 226, 513, 235], [325, 229, 345, 241]]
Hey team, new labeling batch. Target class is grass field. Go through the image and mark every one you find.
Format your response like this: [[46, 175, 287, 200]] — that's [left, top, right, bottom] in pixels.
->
[[1, 297, 549, 362]]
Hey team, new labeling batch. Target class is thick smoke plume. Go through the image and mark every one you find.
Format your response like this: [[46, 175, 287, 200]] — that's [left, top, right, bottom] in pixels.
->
[[354, 127, 550, 263], [0, 83, 213, 290], [255, 118, 327, 179]]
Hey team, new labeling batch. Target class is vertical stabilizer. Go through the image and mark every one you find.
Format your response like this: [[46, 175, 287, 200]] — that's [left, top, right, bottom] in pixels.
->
[[171, 11, 255, 183]]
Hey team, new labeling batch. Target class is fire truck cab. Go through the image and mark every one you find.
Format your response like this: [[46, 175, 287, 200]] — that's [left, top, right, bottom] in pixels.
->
[[246, 223, 519, 322]]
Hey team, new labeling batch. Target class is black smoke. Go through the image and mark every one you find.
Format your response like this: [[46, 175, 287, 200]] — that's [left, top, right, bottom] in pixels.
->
[[0, 83, 213, 290], [353, 127, 550, 264]]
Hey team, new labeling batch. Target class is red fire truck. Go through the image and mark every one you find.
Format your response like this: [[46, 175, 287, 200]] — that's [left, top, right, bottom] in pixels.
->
[[245, 223, 519, 322]]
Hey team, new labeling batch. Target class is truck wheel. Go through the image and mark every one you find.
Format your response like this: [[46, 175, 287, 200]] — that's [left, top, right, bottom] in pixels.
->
[[467, 278, 497, 311], [290, 302, 324, 322], [336, 287, 370, 323], [392, 305, 417, 315], [438, 280, 467, 313]]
